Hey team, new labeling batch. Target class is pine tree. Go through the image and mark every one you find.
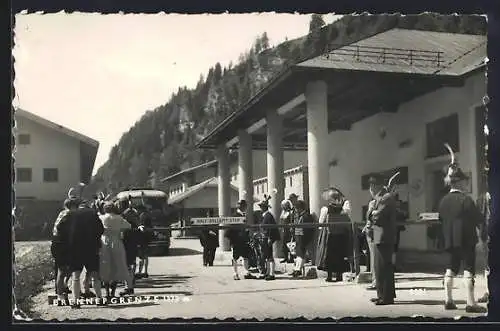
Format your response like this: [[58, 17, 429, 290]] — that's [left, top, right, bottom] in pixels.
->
[[309, 14, 326, 34], [261, 32, 270, 50]]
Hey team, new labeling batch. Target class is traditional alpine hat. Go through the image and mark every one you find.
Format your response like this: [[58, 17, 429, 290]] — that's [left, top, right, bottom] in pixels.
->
[[258, 195, 271, 208], [448, 167, 468, 183], [103, 201, 117, 214]]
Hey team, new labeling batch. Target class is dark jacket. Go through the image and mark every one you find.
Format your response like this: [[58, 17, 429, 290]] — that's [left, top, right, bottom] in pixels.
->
[[261, 211, 281, 243], [51, 209, 73, 265], [294, 210, 313, 244], [438, 190, 484, 249], [200, 227, 219, 248], [224, 210, 249, 247], [368, 191, 397, 246], [66, 207, 104, 257], [122, 207, 141, 244]]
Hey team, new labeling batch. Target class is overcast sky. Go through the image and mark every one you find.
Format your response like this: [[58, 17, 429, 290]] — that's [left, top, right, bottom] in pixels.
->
[[13, 13, 340, 175]]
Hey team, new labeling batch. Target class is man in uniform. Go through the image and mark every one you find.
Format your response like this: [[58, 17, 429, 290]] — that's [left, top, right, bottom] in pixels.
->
[[366, 174, 397, 305], [438, 168, 486, 313]]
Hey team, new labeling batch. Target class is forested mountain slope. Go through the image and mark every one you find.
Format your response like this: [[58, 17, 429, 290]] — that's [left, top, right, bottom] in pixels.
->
[[89, 13, 486, 194]]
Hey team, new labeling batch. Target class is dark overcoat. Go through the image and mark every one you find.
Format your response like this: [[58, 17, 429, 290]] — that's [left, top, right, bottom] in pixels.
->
[[438, 191, 484, 250]]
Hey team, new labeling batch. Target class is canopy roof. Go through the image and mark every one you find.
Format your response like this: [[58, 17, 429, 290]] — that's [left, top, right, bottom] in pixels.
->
[[196, 28, 486, 150]]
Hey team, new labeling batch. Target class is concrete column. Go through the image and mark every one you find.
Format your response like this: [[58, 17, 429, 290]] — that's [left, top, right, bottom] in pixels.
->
[[216, 144, 231, 251], [266, 109, 285, 258], [306, 80, 329, 219], [306, 80, 329, 264], [238, 130, 254, 224]]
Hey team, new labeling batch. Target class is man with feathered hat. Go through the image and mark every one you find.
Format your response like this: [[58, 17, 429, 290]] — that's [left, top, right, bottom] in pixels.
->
[[438, 164, 486, 313], [257, 195, 281, 280]]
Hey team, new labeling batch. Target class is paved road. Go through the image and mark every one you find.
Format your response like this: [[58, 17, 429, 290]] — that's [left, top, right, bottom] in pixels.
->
[[29, 238, 488, 321]]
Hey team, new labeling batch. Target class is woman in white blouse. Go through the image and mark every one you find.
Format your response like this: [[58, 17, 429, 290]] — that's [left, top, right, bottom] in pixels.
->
[[316, 188, 357, 282]]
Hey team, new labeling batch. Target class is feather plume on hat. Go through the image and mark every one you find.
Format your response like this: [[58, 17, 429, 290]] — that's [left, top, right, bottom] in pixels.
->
[[258, 194, 271, 208], [384, 172, 400, 193], [443, 142, 460, 185]]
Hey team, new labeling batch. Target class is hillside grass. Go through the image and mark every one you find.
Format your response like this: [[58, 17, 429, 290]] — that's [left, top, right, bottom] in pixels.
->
[[14, 241, 54, 315]]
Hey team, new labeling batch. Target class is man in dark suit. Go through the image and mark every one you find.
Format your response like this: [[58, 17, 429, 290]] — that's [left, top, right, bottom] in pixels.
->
[[366, 174, 397, 305], [258, 196, 281, 281], [66, 201, 105, 307], [438, 168, 486, 313]]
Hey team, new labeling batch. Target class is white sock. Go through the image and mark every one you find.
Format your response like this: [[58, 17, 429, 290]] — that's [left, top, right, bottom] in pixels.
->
[[269, 261, 275, 276], [464, 276, 476, 306], [232, 259, 240, 276], [294, 257, 303, 271], [72, 279, 81, 303], [444, 275, 454, 303], [138, 260, 144, 273]]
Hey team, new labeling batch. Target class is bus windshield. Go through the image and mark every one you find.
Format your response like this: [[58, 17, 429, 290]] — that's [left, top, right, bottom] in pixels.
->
[[129, 197, 165, 210]]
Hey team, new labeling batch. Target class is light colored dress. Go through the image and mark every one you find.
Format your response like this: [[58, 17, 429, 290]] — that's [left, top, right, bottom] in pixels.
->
[[99, 213, 131, 283]]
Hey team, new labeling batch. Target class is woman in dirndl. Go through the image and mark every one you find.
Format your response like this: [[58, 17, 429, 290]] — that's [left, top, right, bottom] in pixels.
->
[[280, 199, 295, 263], [315, 188, 354, 282], [99, 202, 135, 297]]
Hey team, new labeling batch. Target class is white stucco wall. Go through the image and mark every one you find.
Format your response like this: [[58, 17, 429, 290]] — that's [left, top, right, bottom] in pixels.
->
[[183, 186, 239, 209], [252, 168, 309, 211], [327, 72, 485, 250], [14, 116, 82, 201]]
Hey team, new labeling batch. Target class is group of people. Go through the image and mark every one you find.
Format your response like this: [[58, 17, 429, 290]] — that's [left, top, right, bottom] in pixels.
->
[[199, 190, 361, 283], [50, 189, 154, 308], [362, 164, 489, 312], [198, 157, 490, 314]]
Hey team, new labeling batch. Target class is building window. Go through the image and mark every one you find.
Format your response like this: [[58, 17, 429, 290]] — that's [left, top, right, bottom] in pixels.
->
[[43, 168, 59, 182], [256, 185, 259, 194], [18, 134, 31, 145], [289, 177, 293, 187], [426, 113, 459, 159], [17, 168, 32, 182]]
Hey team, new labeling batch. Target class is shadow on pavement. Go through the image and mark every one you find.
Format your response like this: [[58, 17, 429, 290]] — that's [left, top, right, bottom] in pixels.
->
[[135, 275, 192, 289], [169, 247, 202, 256], [396, 276, 443, 282], [396, 299, 466, 305], [196, 284, 357, 296], [151, 247, 202, 257], [396, 286, 444, 291]]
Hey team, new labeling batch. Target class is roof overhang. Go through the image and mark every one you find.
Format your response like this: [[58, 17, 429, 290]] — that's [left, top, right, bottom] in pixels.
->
[[160, 160, 218, 183], [196, 66, 467, 150], [167, 178, 239, 205], [195, 29, 486, 150]]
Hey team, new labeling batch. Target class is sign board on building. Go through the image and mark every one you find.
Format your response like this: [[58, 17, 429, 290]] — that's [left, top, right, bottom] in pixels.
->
[[418, 212, 440, 221], [190, 217, 245, 225]]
